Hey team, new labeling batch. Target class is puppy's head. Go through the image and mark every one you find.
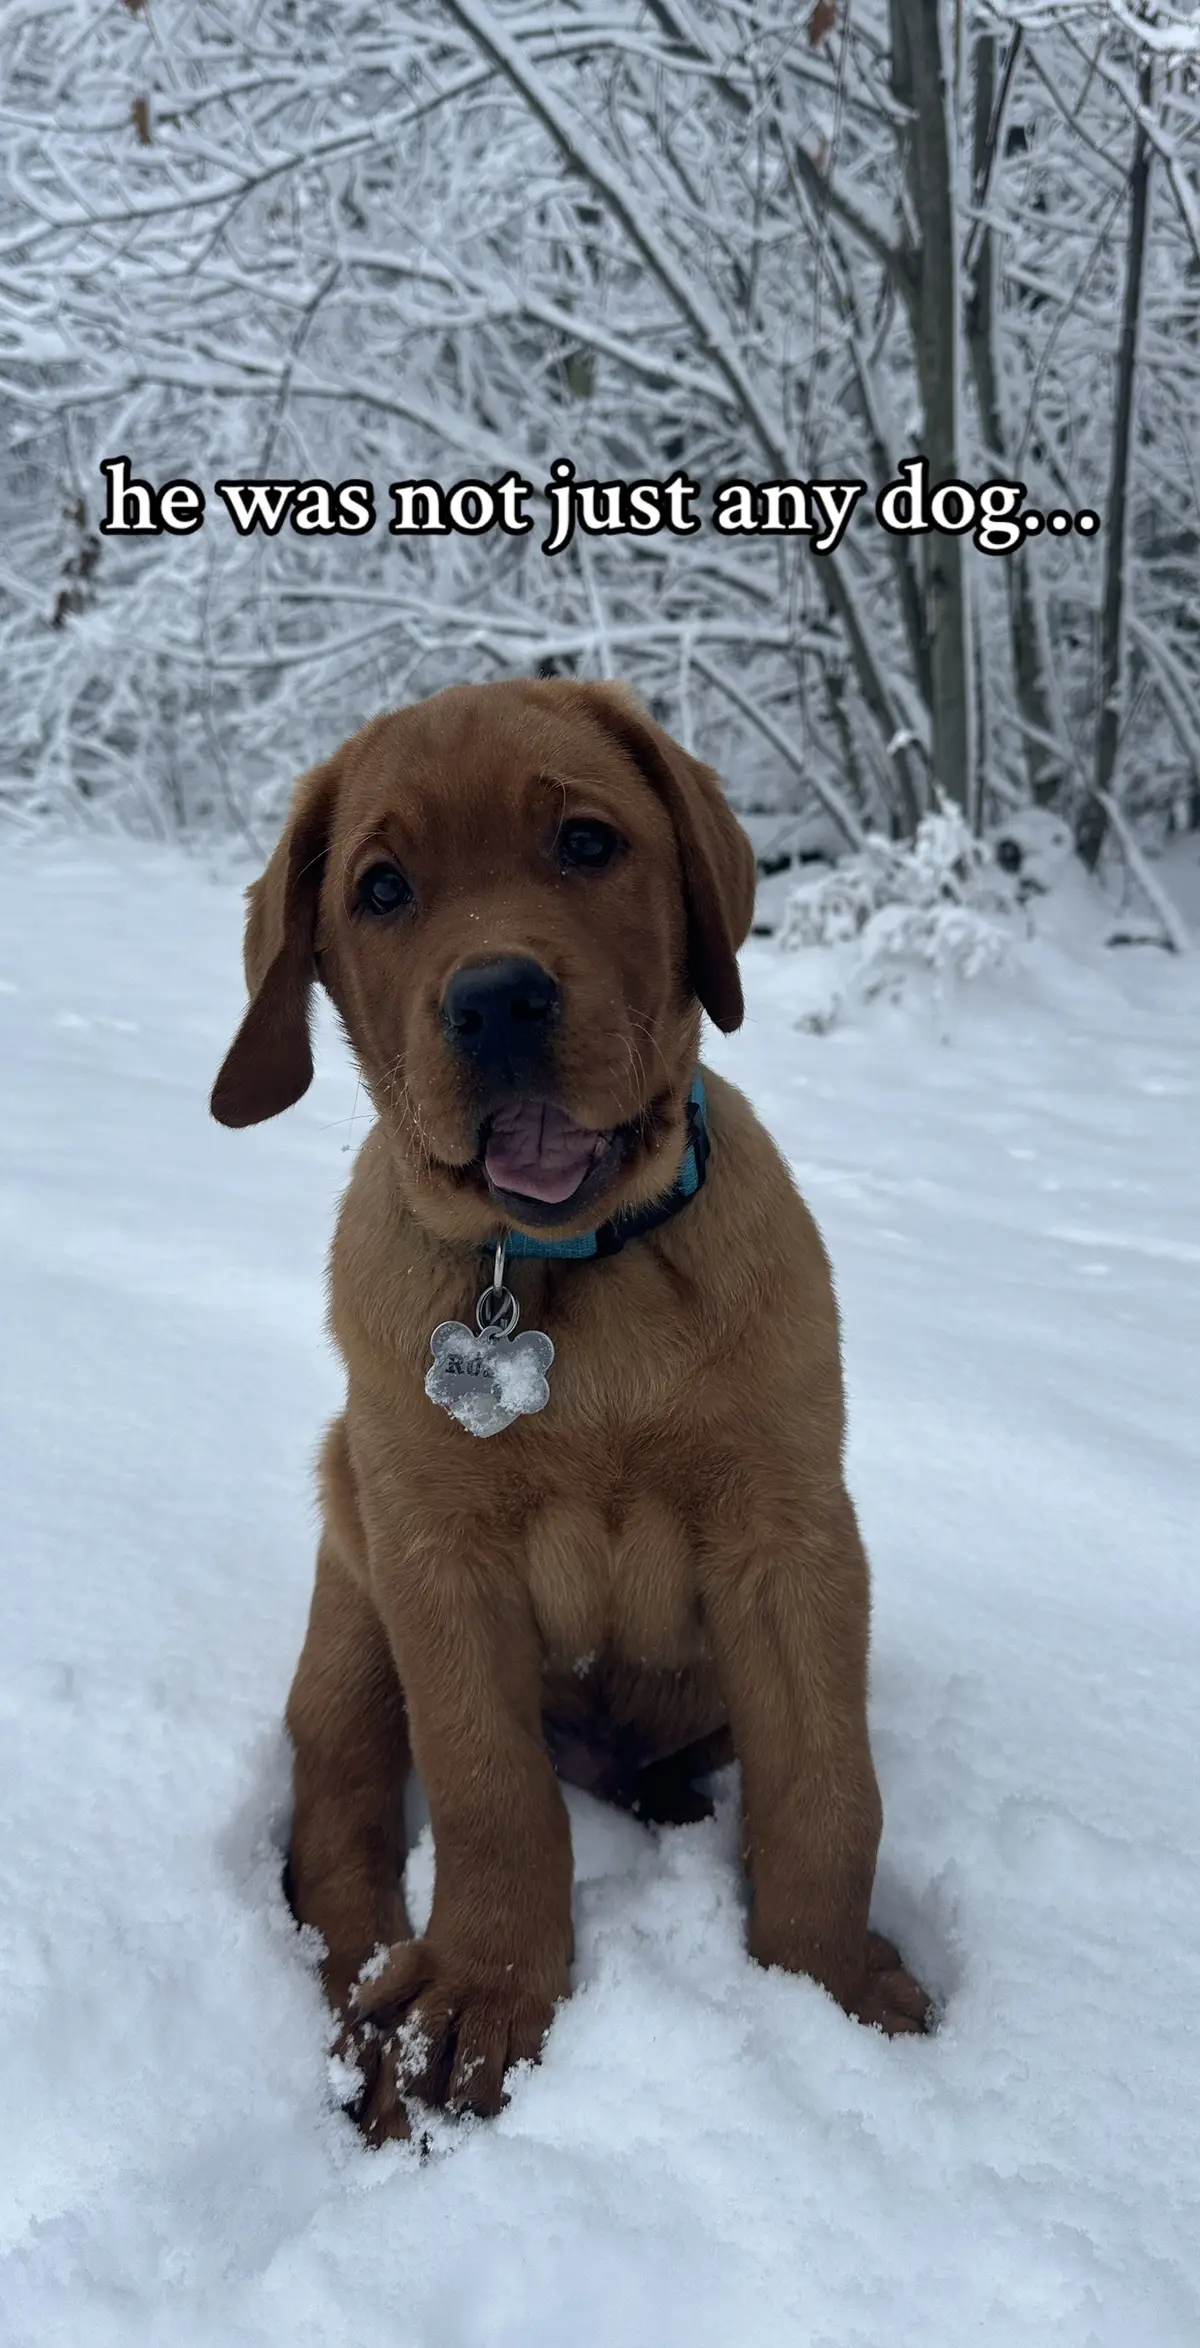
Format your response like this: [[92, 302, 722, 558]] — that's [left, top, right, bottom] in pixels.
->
[[211, 679, 756, 1242]]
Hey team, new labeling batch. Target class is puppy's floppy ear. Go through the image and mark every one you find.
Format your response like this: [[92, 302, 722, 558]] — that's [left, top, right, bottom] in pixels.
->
[[577, 682, 757, 1032], [210, 757, 340, 1128]]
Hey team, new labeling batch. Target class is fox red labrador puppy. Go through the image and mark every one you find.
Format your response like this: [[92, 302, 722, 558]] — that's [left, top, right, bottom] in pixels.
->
[[212, 678, 928, 2143]]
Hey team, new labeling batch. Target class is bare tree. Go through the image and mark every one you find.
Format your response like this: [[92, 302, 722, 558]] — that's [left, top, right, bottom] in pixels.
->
[[1078, 50, 1153, 870], [890, 0, 974, 815]]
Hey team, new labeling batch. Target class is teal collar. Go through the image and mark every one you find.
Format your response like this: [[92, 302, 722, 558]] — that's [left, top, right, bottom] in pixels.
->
[[500, 1073, 710, 1262]]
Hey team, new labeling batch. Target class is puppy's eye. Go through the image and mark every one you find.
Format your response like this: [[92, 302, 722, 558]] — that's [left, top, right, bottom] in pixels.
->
[[558, 819, 621, 874], [356, 862, 412, 917]]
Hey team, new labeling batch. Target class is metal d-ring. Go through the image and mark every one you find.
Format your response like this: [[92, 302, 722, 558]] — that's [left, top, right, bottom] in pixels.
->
[[476, 1235, 520, 1336], [490, 1234, 507, 1300]]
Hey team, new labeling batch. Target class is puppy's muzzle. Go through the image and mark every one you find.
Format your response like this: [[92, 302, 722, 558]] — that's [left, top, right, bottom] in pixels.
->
[[441, 956, 560, 1087]]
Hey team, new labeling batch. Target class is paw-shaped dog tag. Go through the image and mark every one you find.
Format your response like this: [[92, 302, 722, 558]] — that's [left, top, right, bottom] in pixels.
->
[[425, 1320, 554, 1438]]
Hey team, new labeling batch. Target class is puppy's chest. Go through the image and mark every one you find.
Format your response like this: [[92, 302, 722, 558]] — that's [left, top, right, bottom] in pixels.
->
[[524, 1488, 706, 1671]]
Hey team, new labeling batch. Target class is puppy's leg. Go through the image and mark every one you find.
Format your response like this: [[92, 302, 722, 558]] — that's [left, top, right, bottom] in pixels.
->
[[286, 1535, 411, 2018], [701, 1489, 929, 2034], [347, 1525, 573, 2137]]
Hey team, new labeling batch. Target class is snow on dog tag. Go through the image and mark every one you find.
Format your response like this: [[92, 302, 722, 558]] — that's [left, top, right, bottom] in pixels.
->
[[425, 1316, 553, 1438], [425, 1321, 553, 1437]]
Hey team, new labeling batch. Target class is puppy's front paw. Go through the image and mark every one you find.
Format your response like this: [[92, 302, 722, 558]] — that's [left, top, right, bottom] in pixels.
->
[[336, 1936, 563, 2145], [848, 1930, 932, 2036]]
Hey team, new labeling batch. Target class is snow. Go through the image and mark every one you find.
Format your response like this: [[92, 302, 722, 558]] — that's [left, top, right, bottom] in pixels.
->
[[1, 836, 1198, 2347], [426, 1320, 554, 1436]]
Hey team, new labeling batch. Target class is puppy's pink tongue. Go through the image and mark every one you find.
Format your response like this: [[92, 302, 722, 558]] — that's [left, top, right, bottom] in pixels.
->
[[484, 1101, 606, 1203]]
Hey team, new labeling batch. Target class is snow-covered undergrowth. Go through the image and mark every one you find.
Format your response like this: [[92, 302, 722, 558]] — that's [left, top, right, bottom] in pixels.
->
[[779, 807, 1190, 1038], [780, 806, 1021, 1030], [1, 838, 1197, 2347]]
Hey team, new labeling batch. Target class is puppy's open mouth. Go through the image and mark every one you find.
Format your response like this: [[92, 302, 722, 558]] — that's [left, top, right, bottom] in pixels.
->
[[481, 1099, 623, 1218]]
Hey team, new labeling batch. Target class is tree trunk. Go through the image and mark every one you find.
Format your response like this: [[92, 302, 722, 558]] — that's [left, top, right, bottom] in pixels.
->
[[1077, 53, 1153, 871], [966, 31, 1070, 812], [892, 0, 973, 817]]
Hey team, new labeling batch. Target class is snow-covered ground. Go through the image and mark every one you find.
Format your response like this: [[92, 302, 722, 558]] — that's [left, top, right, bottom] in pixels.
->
[[1, 837, 1197, 2348]]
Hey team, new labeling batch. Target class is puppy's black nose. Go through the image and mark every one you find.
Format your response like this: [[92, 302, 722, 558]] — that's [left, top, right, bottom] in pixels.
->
[[441, 956, 560, 1072]]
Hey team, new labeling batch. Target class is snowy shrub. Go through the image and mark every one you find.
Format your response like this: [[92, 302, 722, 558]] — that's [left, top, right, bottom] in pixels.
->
[[780, 806, 1019, 1030]]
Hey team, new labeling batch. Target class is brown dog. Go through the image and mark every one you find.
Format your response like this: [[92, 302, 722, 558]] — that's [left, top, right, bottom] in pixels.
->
[[211, 678, 929, 2143]]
